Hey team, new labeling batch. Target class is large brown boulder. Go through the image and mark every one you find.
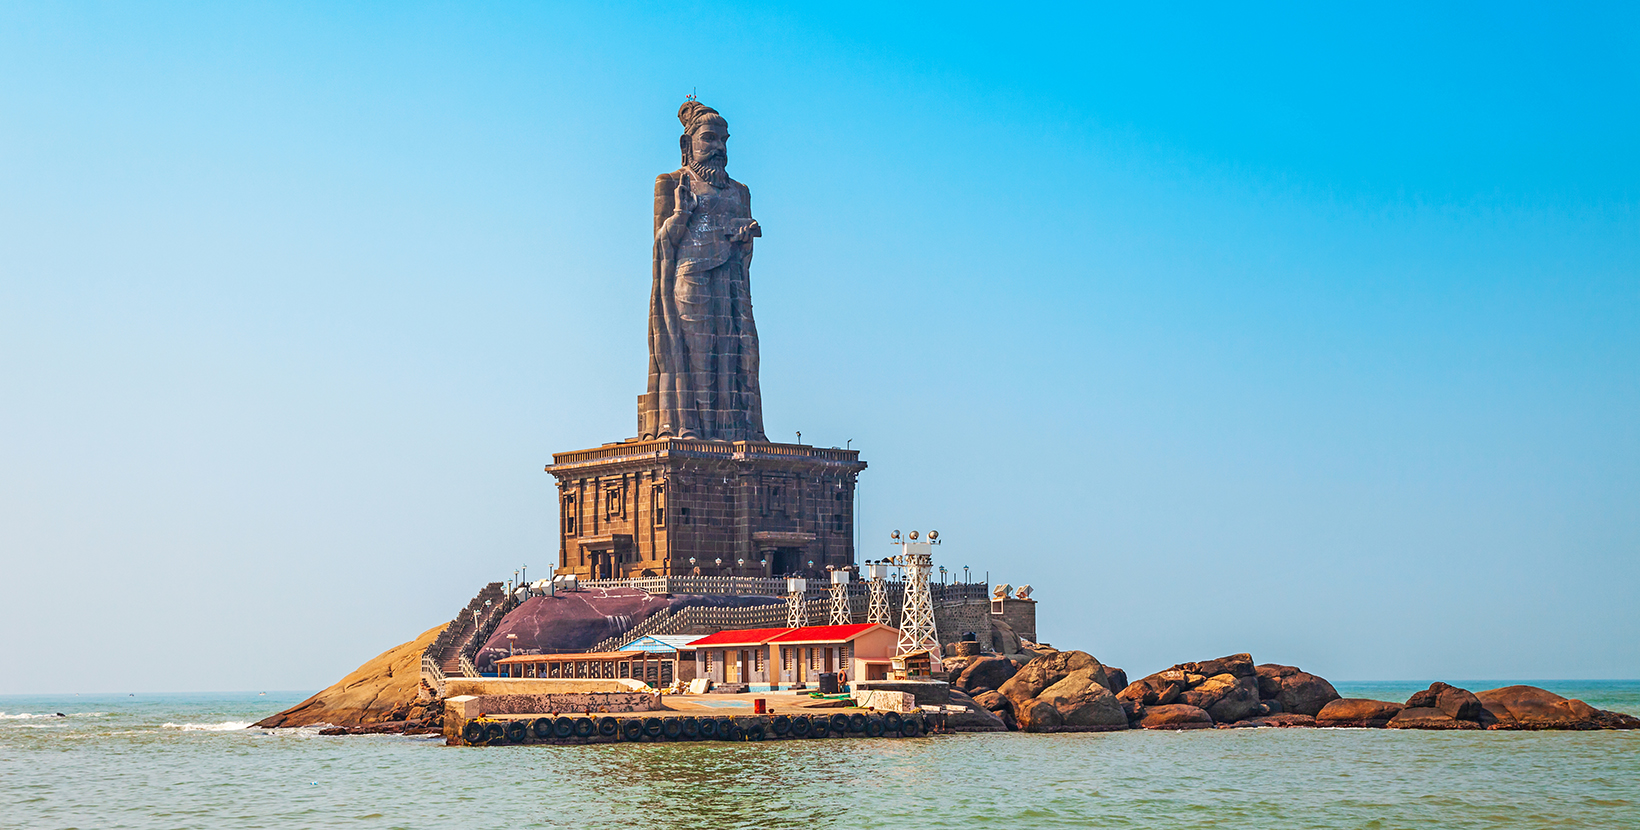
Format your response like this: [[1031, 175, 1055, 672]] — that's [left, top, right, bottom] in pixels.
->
[[1139, 704, 1213, 729], [1205, 676, 1262, 724], [1036, 669, 1129, 729], [1316, 698, 1403, 728], [1255, 663, 1295, 699], [998, 651, 1110, 710], [254, 624, 446, 728], [990, 617, 1025, 655], [1387, 707, 1482, 730], [972, 690, 1011, 713], [1179, 673, 1238, 709], [1404, 682, 1485, 723], [956, 656, 1021, 695], [1015, 698, 1063, 731], [1476, 685, 1640, 730], [1181, 653, 1255, 679], [1104, 667, 1129, 693], [1118, 670, 1184, 706], [1254, 663, 1340, 716], [1254, 665, 1334, 713]]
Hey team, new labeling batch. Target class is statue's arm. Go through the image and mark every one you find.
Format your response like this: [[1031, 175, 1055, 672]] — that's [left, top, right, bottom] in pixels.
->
[[734, 182, 758, 260], [655, 174, 691, 254]]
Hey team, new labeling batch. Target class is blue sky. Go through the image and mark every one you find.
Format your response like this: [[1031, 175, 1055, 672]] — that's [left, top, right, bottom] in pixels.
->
[[1, 3, 1636, 693]]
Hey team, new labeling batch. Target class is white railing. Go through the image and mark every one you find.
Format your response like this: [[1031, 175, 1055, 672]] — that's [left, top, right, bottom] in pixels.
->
[[421, 655, 447, 697]]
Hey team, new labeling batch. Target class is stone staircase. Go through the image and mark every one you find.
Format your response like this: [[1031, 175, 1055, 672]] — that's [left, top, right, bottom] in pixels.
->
[[420, 582, 507, 693]]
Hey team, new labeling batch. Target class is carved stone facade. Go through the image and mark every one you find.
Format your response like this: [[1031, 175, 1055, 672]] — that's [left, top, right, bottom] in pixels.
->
[[547, 439, 865, 581]]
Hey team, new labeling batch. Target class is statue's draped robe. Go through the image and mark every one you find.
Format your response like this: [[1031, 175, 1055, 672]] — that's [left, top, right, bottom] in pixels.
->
[[641, 168, 766, 442]]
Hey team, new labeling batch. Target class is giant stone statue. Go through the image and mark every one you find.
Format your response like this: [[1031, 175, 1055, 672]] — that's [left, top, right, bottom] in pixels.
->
[[639, 100, 767, 443]]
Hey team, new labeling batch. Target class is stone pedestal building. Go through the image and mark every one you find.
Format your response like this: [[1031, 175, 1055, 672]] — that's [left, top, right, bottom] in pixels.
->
[[546, 439, 865, 581]]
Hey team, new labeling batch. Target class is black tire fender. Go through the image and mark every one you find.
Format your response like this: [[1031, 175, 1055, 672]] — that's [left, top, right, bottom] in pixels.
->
[[553, 717, 575, 739], [597, 717, 618, 737], [864, 716, 884, 737], [848, 713, 868, 734], [681, 717, 702, 739], [462, 721, 487, 745], [662, 718, 683, 740], [829, 713, 850, 735], [573, 717, 594, 738], [770, 714, 791, 736], [503, 720, 526, 743], [621, 719, 643, 741], [790, 715, 811, 737], [531, 717, 553, 740]]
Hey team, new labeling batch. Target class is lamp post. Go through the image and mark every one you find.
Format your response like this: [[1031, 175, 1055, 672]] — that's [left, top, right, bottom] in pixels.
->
[[506, 633, 517, 657]]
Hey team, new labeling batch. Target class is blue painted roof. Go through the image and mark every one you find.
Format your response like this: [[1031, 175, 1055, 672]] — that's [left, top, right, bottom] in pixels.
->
[[624, 634, 700, 652]]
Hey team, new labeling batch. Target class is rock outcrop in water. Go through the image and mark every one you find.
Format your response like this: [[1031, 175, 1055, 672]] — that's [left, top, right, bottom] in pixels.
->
[[253, 625, 446, 730], [1118, 654, 1340, 729], [1476, 685, 1640, 730]]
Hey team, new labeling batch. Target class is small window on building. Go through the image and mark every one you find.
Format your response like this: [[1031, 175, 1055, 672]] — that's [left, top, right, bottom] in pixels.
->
[[563, 494, 578, 536], [653, 485, 666, 526], [680, 506, 691, 525]]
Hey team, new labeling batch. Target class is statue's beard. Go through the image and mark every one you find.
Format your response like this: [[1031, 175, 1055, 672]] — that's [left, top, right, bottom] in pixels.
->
[[688, 152, 728, 187]]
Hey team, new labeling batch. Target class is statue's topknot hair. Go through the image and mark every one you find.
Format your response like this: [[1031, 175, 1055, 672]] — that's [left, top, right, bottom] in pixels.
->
[[677, 100, 721, 133]]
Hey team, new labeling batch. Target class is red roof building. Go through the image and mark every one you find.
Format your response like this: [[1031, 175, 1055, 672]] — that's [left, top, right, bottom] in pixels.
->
[[688, 623, 898, 690]]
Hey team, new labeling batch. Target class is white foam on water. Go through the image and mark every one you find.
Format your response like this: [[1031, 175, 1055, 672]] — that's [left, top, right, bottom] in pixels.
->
[[0, 711, 108, 719], [161, 720, 256, 731]]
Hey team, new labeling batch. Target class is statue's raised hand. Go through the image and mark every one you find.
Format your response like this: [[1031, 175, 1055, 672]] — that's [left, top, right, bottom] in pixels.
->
[[673, 174, 697, 215]]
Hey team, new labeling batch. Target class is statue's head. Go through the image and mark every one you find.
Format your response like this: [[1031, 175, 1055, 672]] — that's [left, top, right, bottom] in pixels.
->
[[678, 100, 729, 173]]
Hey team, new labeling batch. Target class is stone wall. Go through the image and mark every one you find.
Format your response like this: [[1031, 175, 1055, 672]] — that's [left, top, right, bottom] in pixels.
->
[[1000, 598, 1037, 643], [935, 599, 996, 650]]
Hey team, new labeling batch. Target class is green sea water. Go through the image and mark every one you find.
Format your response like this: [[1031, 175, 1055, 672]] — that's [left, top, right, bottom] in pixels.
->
[[2, 682, 1637, 829]]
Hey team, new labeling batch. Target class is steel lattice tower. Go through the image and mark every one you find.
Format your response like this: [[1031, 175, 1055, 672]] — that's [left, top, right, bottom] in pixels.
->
[[894, 538, 940, 656], [828, 568, 851, 625], [785, 577, 809, 628], [865, 562, 892, 626]]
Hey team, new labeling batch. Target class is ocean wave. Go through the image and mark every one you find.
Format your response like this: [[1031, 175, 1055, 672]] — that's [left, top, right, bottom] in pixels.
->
[[0, 712, 91, 720], [161, 721, 255, 731]]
